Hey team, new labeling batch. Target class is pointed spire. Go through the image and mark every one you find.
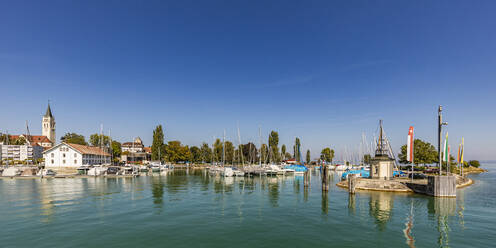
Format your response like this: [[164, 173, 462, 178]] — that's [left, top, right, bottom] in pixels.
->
[[45, 101, 53, 118]]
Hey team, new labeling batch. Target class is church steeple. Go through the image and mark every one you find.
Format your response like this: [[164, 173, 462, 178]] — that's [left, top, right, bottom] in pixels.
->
[[44, 103, 53, 118], [42, 102, 56, 143]]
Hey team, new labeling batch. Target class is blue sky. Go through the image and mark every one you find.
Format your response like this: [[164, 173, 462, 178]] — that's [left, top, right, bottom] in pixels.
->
[[1, 0, 495, 160]]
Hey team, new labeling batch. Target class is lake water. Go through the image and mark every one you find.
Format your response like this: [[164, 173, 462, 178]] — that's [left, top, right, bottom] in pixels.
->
[[1, 164, 495, 248]]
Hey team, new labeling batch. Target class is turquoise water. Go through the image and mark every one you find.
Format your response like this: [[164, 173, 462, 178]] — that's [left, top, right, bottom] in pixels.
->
[[1, 164, 495, 248]]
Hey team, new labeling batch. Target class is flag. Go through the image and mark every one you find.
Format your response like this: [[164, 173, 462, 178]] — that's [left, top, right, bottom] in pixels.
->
[[448, 145, 450, 164], [407, 126, 414, 162], [457, 144, 461, 164], [460, 138, 464, 164], [442, 132, 449, 162]]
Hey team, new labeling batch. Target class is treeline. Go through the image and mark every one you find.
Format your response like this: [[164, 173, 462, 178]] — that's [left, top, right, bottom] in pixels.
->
[[398, 138, 481, 168], [56, 126, 337, 165], [150, 125, 336, 164], [151, 126, 307, 164]]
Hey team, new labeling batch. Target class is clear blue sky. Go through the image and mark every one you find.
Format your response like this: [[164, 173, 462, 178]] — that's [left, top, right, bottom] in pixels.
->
[[1, 0, 495, 160]]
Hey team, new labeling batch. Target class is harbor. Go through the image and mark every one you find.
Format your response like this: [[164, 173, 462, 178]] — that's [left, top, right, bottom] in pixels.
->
[[0, 164, 494, 248]]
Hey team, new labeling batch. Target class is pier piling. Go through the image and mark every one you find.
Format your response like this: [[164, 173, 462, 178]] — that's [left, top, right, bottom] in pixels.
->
[[348, 174, 356, 194], [304, 170, 310, 188], [322, 164, 329, 192]]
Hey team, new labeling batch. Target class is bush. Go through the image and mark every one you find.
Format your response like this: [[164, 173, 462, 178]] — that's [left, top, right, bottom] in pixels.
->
[[468, 160, 481, 168]]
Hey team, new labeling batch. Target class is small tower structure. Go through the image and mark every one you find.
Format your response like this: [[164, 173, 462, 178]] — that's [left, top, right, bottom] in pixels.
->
[[370, 120, 395, 180], [42, 103, 56, 143]]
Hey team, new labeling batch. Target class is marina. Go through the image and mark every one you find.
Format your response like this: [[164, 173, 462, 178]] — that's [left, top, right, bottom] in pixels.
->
[[0, 164, 494, 247]]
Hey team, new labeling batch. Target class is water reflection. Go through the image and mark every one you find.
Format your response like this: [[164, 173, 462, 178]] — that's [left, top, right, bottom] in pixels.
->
[[368, 192, 395, 231], [428, 197, 456, 247], [151, 176, 165, 207], [403, 199, 415, 248], [268, 178, 280, 207], [321, 192, 329, 215], [0, 168, 471, 248], [348, 193, 356, 215]]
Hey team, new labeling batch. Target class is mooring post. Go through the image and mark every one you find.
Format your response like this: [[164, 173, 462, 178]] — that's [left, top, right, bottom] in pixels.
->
[[322, 164, 329, 192], [348, 174, 356, 194], [304, 169, 310, 188]]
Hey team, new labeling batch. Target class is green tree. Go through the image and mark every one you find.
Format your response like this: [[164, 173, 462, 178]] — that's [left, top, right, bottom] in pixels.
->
[[12, 137, 27, 145], [320, 147, 334, 162], [189, 146, 201, 164], [285, 152, 292, 160], [152, 125, 165, 161], [240, 142, 257, 164], [224, 141, 234, 164], [468, 160, 480, 168], [281, 144, 287, 161], [306, 149, 311, 164], [213, 139, 223, 163], [60, 133, 87, 145], [111, 141, 121, 162], [166, 141, 191, 163], [200, 142, 212, 163], [363, 154, 371, 164], [268, 131, 280, 163], [89, 134, 110, 146], [260, 144, 269, 164], [293, 137, 301, 162], [398, 139, 438, 165]]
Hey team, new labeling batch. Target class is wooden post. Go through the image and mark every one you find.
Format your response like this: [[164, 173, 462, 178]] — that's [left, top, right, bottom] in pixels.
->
[[304, 170, 310, 188], [322, 164, 329, 192], [348, 174, 356, 194]]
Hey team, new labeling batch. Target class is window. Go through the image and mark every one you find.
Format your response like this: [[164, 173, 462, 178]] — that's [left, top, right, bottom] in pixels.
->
[[51, 159, 54, 164], [74, 160, 77, 164], [63, 160, 66, 164], [74, 153, 77, 157], [63, 153, 66, 158], [51, 153, 54, 158]]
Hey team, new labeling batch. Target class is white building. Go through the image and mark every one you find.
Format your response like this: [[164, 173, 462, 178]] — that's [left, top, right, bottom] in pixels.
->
[[121, 137, 144, 153], [43, 143, 111, 167], [0, 144, 43, 164]]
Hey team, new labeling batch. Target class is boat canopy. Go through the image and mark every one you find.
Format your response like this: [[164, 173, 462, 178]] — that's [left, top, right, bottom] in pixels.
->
[[284, 164, 308, 172]]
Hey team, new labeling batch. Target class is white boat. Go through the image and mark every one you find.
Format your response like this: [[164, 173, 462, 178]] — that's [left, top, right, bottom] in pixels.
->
[[233, 169, 245, 177], [221, 167, 234, 177], [88, 167, 107, 176], [2, 167, 21, 177], [37, 169, 56, 176], [335, 164, 349, 171], [266, 164, 284, 176]]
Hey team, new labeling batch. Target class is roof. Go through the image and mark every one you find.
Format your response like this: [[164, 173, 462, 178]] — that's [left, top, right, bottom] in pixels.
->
[[9, 135, 53, 145], [66, 143, 111, 156], [44, 103, 53, 118], [122, 142, 144, 147], [144, 147, 152, 153]]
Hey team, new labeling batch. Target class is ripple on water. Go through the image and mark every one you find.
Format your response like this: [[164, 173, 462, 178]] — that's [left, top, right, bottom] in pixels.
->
[[1, 166, 496, 247]]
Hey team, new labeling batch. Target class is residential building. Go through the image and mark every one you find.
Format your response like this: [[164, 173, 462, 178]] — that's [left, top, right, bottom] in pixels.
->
[[0, 144, 43, 164], [120, 137, 152, 164], [43, 143, 110, 167], [121, 137, 144, 153]]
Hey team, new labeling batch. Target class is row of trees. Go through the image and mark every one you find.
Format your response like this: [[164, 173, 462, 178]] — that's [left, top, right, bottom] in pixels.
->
[[56, 128, 337, 166], [398, 138, 481, 168], [149, 126, 328, 164]]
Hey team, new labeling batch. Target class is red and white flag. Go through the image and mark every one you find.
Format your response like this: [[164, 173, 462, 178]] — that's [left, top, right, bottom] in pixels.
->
[[407, 126, 414, 162]]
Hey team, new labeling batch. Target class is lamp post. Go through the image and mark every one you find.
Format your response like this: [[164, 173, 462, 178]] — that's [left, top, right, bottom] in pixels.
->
[[438, 106, 448, 175]]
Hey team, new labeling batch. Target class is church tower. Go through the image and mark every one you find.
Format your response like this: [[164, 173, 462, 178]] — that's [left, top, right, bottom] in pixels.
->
[[42, 103, 56, 143]]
